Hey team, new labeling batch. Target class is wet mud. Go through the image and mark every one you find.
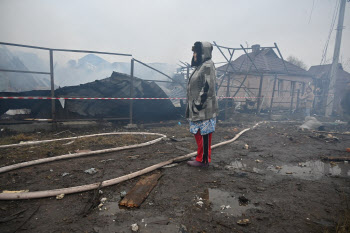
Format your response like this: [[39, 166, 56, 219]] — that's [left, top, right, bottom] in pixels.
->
[[0, 119, 349, 232]]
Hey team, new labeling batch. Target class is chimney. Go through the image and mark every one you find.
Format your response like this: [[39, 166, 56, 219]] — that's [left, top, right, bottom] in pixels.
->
[[251, 44, 260, 54]]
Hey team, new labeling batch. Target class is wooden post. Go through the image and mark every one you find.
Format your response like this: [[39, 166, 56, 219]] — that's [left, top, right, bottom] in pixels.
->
[[296, 89, 300, 112], [49, 49, 56, 127], [129, 59, 134, 125], [269, 75, 277, 118], [225, 75, 231, 120], [256, 75, 264, 114], [290, 81, 296, 113], [301, 83, 305, 95], [322, 80, 329, 114]]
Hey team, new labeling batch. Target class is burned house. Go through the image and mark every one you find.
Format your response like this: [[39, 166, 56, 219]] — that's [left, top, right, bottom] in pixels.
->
[[0, 72, 178, 122], [216, 44, 313, 115], [307, 64, 350, 115]]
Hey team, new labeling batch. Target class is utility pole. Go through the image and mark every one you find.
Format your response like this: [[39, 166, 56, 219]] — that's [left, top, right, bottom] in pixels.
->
[[325, 0, 347, 116]]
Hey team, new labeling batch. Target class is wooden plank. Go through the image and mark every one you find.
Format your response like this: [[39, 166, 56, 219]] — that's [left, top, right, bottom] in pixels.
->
[[119, 172, 162, 208]]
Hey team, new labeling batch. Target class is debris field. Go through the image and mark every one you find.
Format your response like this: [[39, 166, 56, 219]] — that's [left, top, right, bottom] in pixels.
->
[[0, 117, 349, 233]]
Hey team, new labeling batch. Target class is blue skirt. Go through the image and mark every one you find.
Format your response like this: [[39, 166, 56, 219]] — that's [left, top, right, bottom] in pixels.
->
[[189, 118, 216, 135]]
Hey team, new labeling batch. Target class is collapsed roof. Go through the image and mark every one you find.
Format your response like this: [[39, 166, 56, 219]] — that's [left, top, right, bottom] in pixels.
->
[[0, 72, 179, 121], [217, 46, 310, 77]]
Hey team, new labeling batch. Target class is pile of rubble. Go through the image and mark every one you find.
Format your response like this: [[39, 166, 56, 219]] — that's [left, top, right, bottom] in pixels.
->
[[0, 72, 179, 121]]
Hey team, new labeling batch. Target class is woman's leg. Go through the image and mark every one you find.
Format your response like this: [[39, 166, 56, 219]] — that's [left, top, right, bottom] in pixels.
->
[[305, 108, 311, 117], [194, 131, 212, 164]]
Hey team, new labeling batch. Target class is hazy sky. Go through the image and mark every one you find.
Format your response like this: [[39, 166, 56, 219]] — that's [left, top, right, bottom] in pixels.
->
[[0, 0, 349, 70]]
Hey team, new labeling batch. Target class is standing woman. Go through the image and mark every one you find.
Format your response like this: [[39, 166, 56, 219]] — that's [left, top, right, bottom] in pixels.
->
[[300, 86, 315, 117], [186, 41, 219, 167]]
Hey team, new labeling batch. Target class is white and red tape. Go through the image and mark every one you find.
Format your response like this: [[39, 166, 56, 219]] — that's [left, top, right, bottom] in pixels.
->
[[0, 96, 270, 100]]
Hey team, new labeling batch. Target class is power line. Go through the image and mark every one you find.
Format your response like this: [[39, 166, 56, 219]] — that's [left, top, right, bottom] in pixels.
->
[[308, 0, 316, 24], [320, 0, 340, 65]]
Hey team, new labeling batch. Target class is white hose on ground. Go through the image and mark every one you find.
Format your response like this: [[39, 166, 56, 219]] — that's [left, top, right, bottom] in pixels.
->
[[0, 132, 166, 149], [0, 132, 166, 174], [0, 122, 263, 200]]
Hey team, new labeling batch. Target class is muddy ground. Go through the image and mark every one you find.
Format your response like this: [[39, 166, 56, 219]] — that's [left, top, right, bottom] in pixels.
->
[[0, 115, 349, 233]]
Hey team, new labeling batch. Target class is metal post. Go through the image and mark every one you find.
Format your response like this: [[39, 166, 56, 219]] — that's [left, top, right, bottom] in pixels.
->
[[225, 75, 231, 120], [0, 69, 50, 75], [129, 58, 134, 125], [269, 75, 277, 118], [240, 45, 260, 74], [325, 0, 347, 116], [213, 42, 238, 96], [49, 49, 56, 125], [213, 42, 236, 72], [256, 75, 264, 114], [232, 64, 254, 97], [274, 43, 288, 73], [133, 58, 185, 89], [214, 42, 257, 98], [216, 47, 235, 90], [290, 81, 296, 113], [232, 75, 248, 97]]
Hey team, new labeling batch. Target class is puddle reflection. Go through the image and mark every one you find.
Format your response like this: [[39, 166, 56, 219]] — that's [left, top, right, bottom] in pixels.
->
[[267, 160, 350, 180], [203, 188, 258, 217], [227, 159, 350, 180], [99, 201, 126, 216], [227, 160, 263, 174]]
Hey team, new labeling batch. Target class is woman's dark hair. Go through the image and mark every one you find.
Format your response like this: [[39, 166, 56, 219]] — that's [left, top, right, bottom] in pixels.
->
[[191, 41, 202, 67]]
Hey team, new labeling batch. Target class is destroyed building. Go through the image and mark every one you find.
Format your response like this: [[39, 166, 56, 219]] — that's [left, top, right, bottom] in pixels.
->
[[307, 63, 350, 115], [216, 44, 313, 113], [0, 72, 179, 122]]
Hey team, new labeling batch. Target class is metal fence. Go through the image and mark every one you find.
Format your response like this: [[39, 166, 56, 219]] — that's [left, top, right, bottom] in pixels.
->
[[0, 42, 185, 125]]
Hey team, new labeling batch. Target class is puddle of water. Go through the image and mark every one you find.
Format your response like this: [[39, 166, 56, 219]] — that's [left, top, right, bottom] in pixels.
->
[[226, 160, 263, 174], [99, 201, 126, 216], [227, 159, 350, 180], [202, 188, 258, 217], [267, 160, 350, 180], [229, 160, 246, 169]]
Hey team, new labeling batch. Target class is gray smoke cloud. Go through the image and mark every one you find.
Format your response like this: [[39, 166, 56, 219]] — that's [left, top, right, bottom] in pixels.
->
[[0, 0, 349, 70]]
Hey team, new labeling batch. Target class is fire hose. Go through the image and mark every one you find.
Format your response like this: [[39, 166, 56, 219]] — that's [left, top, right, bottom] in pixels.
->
[[0, 123, 262, 200]]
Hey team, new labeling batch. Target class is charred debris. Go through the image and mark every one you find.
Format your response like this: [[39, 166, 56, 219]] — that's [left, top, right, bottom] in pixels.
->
[[0, 72, 181, 122]]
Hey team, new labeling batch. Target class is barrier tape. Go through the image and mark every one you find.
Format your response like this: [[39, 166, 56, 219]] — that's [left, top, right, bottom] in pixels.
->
[[0, 96, 186, 100], [0, 95, 331, 100], [0, 96, 275, 100]]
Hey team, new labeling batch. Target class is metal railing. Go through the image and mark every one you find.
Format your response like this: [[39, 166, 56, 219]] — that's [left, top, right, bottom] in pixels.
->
[[0, 42, 134, 124], [0, 42, 185, 125]]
